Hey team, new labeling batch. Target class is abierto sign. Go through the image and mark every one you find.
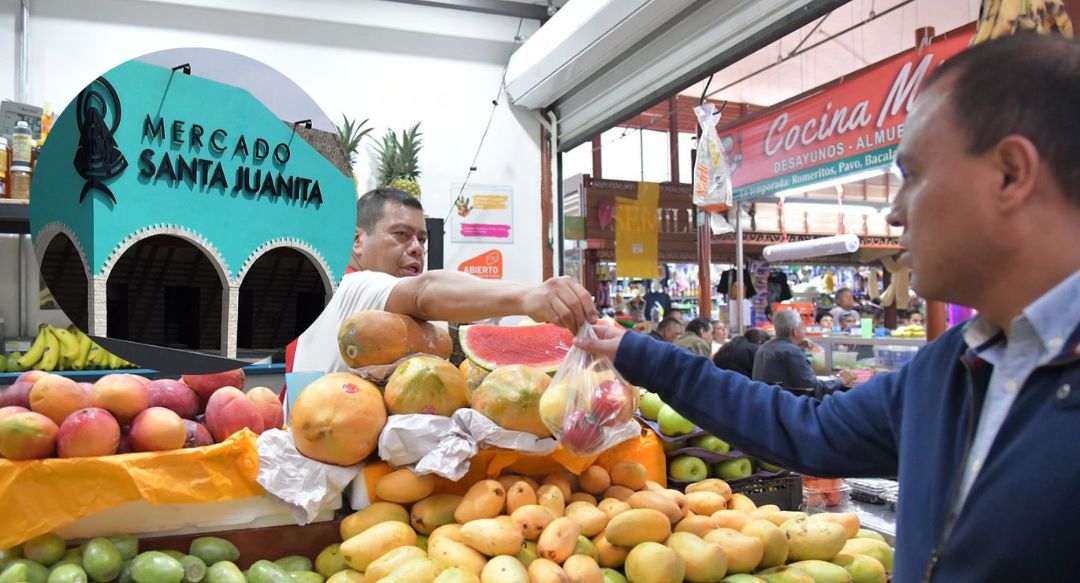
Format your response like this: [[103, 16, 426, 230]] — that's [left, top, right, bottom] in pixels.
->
[[722, 31, 973, 201]]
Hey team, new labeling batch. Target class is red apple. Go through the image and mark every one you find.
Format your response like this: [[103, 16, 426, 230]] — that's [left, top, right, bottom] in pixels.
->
[[591, 379, 635, 426], [181, 369, 245, 402], [559, 411, 605, 456]]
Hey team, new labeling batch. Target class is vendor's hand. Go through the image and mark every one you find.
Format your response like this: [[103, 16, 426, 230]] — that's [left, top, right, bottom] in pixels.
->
[[523, 276, 598, 331], [574, 324, 627, 363], [839, 369, 857, 387]]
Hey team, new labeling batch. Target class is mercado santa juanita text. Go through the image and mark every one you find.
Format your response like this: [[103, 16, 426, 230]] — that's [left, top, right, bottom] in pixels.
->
[[137, 115, 324, 206]]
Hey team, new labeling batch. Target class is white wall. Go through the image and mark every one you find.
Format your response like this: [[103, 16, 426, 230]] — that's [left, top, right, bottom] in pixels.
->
[[0, 0, 546, 337]]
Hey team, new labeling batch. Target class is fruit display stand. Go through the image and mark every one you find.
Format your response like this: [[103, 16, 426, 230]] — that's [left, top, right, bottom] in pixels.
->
[[0, 363, 286, 388], [0, 429, 339, 550]]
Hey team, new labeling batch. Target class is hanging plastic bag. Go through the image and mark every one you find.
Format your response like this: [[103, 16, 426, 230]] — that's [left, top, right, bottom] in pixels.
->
[[693, 103, 735, 235], [540, 325, 641, 456]]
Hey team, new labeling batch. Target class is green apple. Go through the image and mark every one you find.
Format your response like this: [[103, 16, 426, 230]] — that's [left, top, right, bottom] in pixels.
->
[[713, 458, 753, 480], [657, 404, 695, 436], [602, 568, 629, 583], [669, 455, 709, 482], [691, 435, 731, 453], [638, 392, 665, 421]]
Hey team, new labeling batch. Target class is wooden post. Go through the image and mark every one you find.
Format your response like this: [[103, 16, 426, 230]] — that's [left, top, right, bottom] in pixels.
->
[[668, 96, 680, 183], [927, 301, 948, 340], [592, 135, 603, 179]]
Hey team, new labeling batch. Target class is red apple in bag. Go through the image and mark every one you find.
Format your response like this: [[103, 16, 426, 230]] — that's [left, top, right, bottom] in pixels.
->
[[591, 379, 636, 426], [559, 411, 605, 455]]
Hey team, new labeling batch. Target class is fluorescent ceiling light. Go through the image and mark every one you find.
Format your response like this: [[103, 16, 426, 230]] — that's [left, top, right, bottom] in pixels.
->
[[781, 202, 884, 215], [774, 168, 888, 198]]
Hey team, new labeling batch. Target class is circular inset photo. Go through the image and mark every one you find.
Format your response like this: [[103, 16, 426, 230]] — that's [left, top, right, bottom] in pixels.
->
[[29, 48, 356, 373]]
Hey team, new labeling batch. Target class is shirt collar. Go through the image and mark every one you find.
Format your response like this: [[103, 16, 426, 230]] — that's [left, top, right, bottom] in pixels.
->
[[963, 267, 1080, 357]]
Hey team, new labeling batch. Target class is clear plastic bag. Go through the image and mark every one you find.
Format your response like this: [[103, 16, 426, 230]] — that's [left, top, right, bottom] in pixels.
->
[[540, 325, 640, 456], [693, 103, 735, 235]]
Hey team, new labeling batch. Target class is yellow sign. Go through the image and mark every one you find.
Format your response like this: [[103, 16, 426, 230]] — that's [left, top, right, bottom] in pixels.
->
[[615, 182, 659, 278]]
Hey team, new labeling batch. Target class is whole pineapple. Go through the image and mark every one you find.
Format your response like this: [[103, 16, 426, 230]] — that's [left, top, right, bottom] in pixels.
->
[[374, 123, 423, 198], [334, 115, 373, 193]]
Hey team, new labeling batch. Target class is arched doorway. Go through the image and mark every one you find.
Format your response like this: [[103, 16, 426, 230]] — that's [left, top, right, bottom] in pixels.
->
[[106, 235, 225, 350], [38, 233, 90, 332], [237, 247, 328, 351]]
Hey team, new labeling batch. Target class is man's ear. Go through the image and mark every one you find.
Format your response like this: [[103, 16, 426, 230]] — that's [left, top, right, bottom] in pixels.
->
[[992, 135, 1040, 212]]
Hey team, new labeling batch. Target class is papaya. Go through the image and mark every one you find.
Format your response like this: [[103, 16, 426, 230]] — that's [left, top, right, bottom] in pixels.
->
[[338, 311, 451, 368], [385, 356, 469, 416]]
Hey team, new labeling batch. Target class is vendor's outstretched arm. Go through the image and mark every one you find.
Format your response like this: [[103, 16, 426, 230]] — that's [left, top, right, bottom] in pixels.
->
[[386, 271, 597, 331], [602, 330, 902, 477]]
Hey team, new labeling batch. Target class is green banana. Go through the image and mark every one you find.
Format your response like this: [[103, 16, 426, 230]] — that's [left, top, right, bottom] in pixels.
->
[[16, 325, 48, 369], [50, 325, 81, 360], [72, 332, 93, 371]]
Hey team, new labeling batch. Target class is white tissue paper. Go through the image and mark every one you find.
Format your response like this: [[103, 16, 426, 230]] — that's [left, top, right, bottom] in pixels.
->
[[256, 429, 361, 524], [378, 409, 559, 481]]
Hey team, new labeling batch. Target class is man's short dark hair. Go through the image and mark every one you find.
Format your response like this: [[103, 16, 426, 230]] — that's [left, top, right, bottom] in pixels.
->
[[685, 317, 711, 336], [657, 317, 681, 332], [925, 34, 1080, 205], [357, 188, 423, 233], [835, 288, 852, 300], [743, 328, 770, 345]]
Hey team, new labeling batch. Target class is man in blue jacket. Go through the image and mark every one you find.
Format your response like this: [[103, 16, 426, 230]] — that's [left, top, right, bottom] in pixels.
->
[[577, 35, 1080, 582]]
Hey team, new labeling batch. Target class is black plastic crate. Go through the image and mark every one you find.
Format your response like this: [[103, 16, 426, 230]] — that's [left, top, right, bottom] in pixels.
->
[[731, 474, 803, 511]]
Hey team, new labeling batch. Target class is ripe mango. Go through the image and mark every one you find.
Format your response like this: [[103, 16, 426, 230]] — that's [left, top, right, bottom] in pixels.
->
[[711, 510, 751, 531], [598, 499, 631, 520], [506, 481, 537, 514], [782, 519, 847, 562], [427, 536, 486, 577], [740, 519, 788, 568], [591, 533, 629, 569], [786, 560, 852, 583], [525, 559, 567, 583], [511, 504, 556, 541], [808, 513, 860, 539], [609, 462, 647, 491], [665, 532, 728, 583], [603, 509, 671, 547], [838, 539, 893, 574], [461, 517, 524, 556], [686, 492, 728, 516], [411, 495, 463, 535], [565, 502, 609, 537], [324, 570, 364, 583], [479, 555, 528, 583], [432, 566, 479, 583], [455, 481, 506, 523], [703, 529, 764, 574], [624, 542, 684, 583], [542, 475, 574, 500], [831, 553, 887, 583], [627, 492, 681, 525], [573, 537, 599, 561], [314, 545, 348, 579], [685, 479, 733, 499], [563, 555, 603, 583], [375, 469, 435, 504], [537, 485, 566, 518], [365, 547, 426, 582], [579, 466, 611, 496], [675, 515, 720, 539], [377, 557, 439, 583], [340, 521, 417, 571], [727, 494, 757, 513], [537, 517, 581, 564], [754, 565, 814, 583]]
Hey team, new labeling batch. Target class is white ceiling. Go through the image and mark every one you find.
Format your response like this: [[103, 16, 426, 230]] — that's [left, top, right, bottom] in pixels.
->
[[679, 0, 980, 108]]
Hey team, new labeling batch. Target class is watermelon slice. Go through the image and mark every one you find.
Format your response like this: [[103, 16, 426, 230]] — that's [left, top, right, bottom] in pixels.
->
[[459, 323, 573, 373]]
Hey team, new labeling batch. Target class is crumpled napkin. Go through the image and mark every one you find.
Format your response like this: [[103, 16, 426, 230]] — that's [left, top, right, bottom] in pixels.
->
[[256, 429, 360, 524], [378, 409, 558, 480]]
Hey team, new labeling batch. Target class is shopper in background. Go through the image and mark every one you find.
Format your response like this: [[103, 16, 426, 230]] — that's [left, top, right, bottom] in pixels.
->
[[667, 307, 685, 324], [750, 310, 855, 397], [574, 35, 1080, 581], [815, 312, 834, 331], [712, 328, 769, 377], [710, 320, 728, 355], [647, 317, 682, 343], [909, 311, 924, 326], [289, 188, 597, 373], [828, 287, 857, 321], [675, 317, 712, 357], [837, 310, 860, 332]]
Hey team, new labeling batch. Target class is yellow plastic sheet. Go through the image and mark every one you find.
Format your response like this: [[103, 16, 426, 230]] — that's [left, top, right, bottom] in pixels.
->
[[0, 430, 263, 549]]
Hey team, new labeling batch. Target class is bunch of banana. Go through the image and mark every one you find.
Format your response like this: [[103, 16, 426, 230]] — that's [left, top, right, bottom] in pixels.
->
[[5, 325, 137, 372], [972, 0, 1073, 45]]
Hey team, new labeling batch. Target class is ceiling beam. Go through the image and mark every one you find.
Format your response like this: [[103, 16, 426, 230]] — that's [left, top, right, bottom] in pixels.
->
[[380, 0, 549, 21]]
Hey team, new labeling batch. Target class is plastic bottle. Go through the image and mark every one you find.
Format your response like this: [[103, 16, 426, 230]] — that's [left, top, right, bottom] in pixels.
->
[[11, 120, 32, 167], [10, 164, 31, 200]]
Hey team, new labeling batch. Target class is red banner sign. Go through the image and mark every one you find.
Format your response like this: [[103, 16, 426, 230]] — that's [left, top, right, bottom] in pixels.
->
[[721, 31, 973, 200]]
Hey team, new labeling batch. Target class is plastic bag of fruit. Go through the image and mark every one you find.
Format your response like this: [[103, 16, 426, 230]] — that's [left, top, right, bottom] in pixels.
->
[[539, 324, 641, 456]]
